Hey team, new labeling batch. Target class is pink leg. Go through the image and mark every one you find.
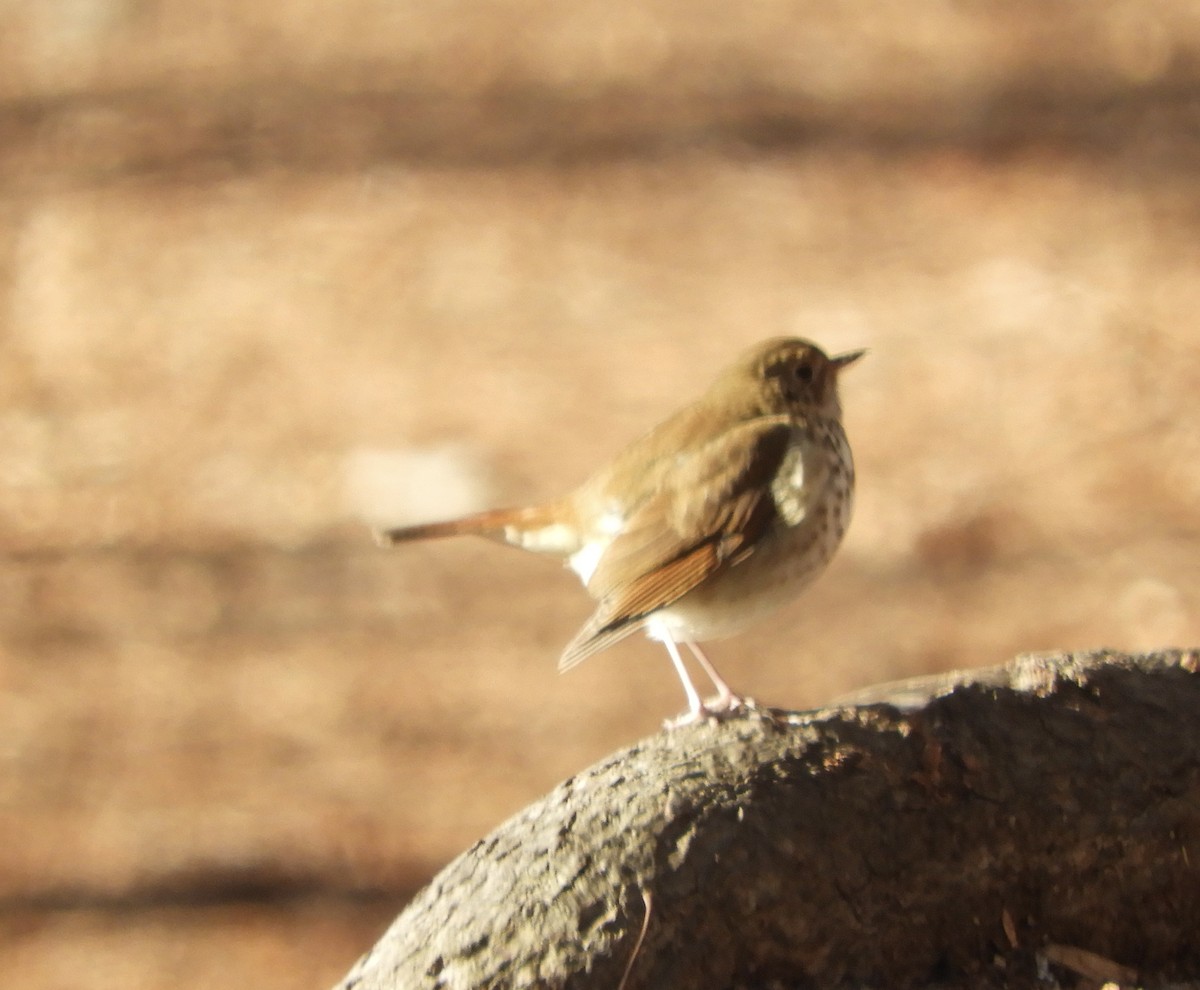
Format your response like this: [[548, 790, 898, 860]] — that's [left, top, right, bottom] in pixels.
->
[[685, 642, 748, 713], [661, 636, 706, 725]]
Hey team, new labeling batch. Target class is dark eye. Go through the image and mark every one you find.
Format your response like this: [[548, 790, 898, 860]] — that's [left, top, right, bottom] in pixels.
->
[[793, 363, 814, 384]]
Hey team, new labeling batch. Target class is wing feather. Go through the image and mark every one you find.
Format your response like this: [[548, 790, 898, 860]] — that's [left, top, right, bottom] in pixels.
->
[[558, 416, 793, 670]]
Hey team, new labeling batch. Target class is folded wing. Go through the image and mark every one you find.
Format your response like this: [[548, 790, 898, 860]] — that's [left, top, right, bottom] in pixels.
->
[[558, 415, 794, 669]]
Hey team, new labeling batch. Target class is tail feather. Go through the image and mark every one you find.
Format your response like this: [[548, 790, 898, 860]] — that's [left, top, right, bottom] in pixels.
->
[[378, 507, 524, 545], [378, 502, 580, 557]]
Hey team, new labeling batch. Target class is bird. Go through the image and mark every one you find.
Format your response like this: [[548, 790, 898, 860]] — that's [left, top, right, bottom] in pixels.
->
[[379, 337, 863, 725]]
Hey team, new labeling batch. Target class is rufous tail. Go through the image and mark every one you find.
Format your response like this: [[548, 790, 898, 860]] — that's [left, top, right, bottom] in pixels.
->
[[377, 502, 578, 556]]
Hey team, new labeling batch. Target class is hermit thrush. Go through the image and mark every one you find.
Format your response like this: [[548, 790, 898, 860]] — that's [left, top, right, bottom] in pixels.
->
[[380, 338, 862, 724]]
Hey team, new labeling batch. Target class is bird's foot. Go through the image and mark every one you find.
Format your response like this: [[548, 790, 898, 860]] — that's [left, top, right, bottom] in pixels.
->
[[662, 693, 757, 730], [707, 691, 757, 714]]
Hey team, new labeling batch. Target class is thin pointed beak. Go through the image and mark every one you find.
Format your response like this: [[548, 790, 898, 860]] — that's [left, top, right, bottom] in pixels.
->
[[832, 349, 866, 371]]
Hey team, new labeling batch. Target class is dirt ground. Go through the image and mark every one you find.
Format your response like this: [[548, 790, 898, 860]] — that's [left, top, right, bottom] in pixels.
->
[[2, 3, 1200, 988]]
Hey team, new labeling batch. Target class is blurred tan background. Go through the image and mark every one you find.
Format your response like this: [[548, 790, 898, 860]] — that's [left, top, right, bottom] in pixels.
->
[[3, 1, 1200, 987]]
